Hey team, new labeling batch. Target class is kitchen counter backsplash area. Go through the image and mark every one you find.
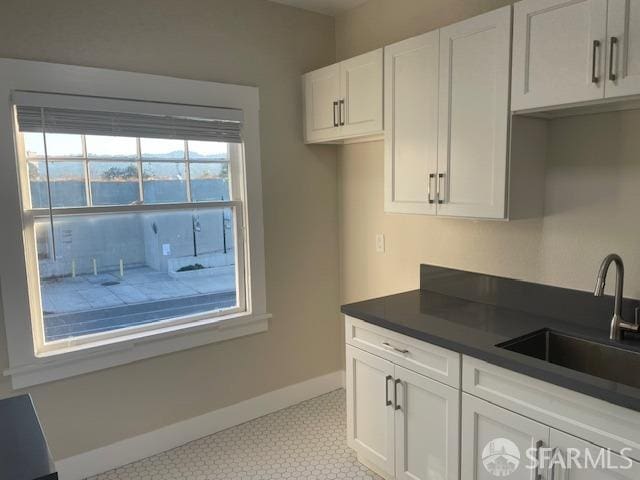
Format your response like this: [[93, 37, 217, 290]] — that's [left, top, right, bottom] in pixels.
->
[[420, 264, 640, 332]]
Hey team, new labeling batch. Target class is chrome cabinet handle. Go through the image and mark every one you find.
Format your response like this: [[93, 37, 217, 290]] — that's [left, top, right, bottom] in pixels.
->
[[333, 101, 339, 127], [609, 37, 618, 82], [394, 378, 402, 411], [592, 40, 601, 84], [428, 173, 435, 204], [339, 99, 345, 126], [534, 440, 544, 480], [382, 341, 409, 354], [437, 173, 445, 204], [385, 375, 393, 407]]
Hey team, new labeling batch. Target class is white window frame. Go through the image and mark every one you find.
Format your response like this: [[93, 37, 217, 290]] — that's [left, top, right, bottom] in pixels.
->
[[0, 59, 269, 388]]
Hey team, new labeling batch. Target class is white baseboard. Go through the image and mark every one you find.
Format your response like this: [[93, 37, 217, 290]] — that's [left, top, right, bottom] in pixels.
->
[[56, 370, 346, 480]]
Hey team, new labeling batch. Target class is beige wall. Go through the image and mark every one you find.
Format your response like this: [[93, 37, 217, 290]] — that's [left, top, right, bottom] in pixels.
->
[[0, 0, 340, 460], [337, 0, 640, 315]]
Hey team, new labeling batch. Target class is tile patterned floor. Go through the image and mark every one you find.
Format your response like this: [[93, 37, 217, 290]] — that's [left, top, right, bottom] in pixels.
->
[[89, 389, 382, 480]]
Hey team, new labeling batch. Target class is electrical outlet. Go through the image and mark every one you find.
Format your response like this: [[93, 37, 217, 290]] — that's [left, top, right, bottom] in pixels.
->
[[375, 234, 385, 253]]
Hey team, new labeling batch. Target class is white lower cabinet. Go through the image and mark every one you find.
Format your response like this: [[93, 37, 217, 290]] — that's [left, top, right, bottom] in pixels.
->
[[395, 366, 459, 480], [346, 345, 396, 478], [548, 429, 640, 480], [346, 345, 460, 480], [346, 322, 640, 480], [462, 393, 549, 480], [462, 393, 640, 480]]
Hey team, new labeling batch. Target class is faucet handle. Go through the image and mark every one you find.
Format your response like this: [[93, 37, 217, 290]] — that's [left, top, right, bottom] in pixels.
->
[[620, 321, 640, 334], [621, 309, 640, 334]]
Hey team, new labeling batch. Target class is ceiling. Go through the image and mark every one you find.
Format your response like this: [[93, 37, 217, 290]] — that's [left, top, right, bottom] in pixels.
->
[[269, 0, 368, 16]]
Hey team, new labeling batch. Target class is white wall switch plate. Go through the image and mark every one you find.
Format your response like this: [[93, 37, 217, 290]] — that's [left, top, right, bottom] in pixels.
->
[[162, 243, 171, 256], [375, 234, 385, 253]]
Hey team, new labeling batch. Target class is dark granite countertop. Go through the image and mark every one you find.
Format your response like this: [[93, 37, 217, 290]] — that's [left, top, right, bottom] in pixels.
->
[[341, 265, 640, 413], [0, 395, 57, 480]]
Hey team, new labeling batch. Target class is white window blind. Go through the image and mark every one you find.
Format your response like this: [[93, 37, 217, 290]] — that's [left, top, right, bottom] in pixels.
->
[[15, 105, 243, 143]]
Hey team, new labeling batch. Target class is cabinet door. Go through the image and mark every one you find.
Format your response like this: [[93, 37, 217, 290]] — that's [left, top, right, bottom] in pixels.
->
[[303, 63, 340, 143], [606, 0, 640, 98], [437, 6, 511, 219], [384, 32, 439, 215], [394, 366, 459, 480], [549, 429, 640, 479], [339, 49, 383, 138], [461, 393, 550, 480], [346, 345, 395, 478], [512, 0, 608, 111]]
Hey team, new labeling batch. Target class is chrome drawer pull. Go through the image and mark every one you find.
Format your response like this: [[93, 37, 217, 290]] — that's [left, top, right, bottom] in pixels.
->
[[394, 378, 402, 411], [437, 173, 445, 204], [382, 341, 409, 354], [592, 40, 601, 84], [609, 37, 618, 82], [428, 173, 435, 204], [385, 375, 393, 407]]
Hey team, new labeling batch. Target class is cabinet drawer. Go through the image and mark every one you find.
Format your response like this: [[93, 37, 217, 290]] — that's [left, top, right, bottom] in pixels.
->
[[462, 355, 640, 461], [345, 316, 460, 388]]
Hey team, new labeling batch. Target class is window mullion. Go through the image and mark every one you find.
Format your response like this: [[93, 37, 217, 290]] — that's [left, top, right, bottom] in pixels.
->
[[28, 200, 243, 217], [184, 139, 192, 202], [227, 143, 233, 200], [137, 137, 144, 203], [82, 134, 93, 207]]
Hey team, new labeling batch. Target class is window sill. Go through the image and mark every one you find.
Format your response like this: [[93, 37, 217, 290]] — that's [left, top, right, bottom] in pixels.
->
[[3, 312, 271, 389]]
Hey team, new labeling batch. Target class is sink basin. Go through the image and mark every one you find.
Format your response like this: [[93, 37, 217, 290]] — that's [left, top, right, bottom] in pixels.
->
[[498, 329, 640, 389]]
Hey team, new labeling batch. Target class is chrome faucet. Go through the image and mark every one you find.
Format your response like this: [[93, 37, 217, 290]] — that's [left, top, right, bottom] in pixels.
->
[[594, 254, 639, 341]]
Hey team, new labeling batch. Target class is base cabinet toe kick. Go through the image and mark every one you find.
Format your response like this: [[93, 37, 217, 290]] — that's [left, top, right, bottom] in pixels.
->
[[344, 316, 640, 480]]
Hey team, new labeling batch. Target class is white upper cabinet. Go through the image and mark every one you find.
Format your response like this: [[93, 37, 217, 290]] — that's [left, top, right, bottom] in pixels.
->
[[607, 0, 640, 98], [513, 0, 640, 111], [512, 0, 607, 111], [303, 64, 340, 143], [384, 31, 440, 215], [303, 49, 383, 144], [437, 6, 512, 218], [340, 49, 384, 138]]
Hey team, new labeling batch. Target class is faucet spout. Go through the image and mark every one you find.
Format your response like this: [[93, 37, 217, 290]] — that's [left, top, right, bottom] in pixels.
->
[[594, 254, 633, 341]]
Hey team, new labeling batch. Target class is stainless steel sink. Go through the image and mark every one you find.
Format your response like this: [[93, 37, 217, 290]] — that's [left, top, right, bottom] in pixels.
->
[[498, 329, 640, 389]]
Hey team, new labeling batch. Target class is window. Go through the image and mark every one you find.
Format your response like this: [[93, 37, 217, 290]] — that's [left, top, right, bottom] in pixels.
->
[[0, 60, 267, 388], [14, 100, 247, 350]]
